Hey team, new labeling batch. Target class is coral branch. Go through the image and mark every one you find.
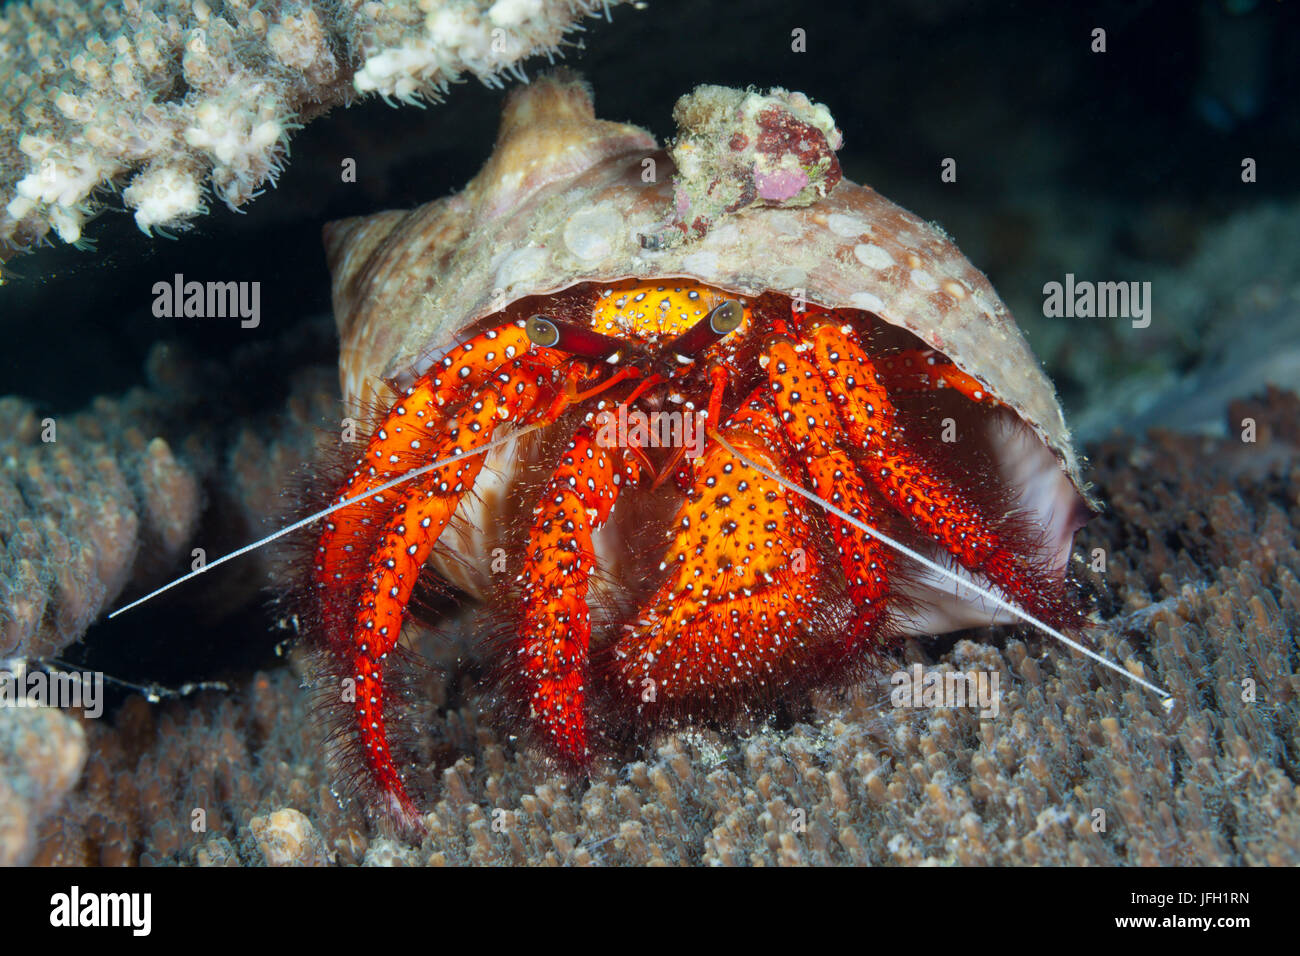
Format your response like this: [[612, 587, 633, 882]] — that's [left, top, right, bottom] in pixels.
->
[[0, 0, 630, 258]]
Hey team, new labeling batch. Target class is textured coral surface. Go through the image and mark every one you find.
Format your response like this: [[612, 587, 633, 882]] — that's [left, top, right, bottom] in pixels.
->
[[1, 0, 629, 254], [0, 322, 336, 659], [28, 388, 1300, 865], [0, 702, 86, 865]]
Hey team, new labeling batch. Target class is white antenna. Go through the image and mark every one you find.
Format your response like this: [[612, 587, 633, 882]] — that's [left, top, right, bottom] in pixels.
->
[[707, 427, 1174, 707], [106, 412, 1175, 710], [107, 421, 548, 619]]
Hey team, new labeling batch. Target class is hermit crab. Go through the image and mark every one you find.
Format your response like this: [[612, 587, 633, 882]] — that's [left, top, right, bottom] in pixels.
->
[[292, 71, 1146, 830]]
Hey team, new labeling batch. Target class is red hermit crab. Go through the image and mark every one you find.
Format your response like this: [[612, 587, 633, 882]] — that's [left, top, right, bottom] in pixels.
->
[[307, 72, 1116, 830]]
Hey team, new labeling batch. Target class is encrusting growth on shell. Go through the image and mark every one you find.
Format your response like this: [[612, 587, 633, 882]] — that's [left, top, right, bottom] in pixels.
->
[[642, 84, 844, 249], [0, 0, 632, 257]]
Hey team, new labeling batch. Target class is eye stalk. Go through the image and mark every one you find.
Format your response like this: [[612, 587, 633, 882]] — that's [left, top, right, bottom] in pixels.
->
[[525, 298, 746, 368], [525, 314, 628, 362], [663, 299, 746, 361]]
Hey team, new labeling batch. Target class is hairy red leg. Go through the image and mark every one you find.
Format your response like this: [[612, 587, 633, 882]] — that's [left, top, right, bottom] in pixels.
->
[[764, 337, 892, 658], [799, 317, 1068, 623], [427, 321, 536, 407], [605, 394, 832, 715], [313, 321, 541, 632], [706, 363, 728, 426], [317, 352, 561, 826], [513, 427, 637, 765], [793, 305, 995, 405], [874, 348, 999, 405], [646, 363, 728, 492]]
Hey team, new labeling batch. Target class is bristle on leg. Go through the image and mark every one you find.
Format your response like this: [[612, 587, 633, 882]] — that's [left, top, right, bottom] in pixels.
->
[[510, 426, 632, 766], [313, 353, 560, 827], [799, 318, 1073, 628]]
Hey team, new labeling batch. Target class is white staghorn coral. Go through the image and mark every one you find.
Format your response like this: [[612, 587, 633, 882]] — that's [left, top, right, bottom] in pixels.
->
[[0, 0, 629, 259]]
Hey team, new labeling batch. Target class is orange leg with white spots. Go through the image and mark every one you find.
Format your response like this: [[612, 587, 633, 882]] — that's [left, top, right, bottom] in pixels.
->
[[874, 348, 999, 405], [314, 321, 543, 632], [764, 337, 893, 659], [604, 395, 833, 716], [316, 353, 563, 828], [512, 427, 638, 765], [427, 320, 537, 407], [796, 315, 1068, 625], [796, 304, 997, 405]]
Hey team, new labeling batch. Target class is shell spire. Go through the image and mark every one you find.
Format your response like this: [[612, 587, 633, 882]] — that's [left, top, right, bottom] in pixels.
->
[[323, 71, 657, 411], [469, 70, 658, 221]]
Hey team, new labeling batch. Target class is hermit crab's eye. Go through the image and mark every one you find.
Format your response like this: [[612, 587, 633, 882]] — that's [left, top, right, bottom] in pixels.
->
[[664, 298, 746, 361], [710, 300, 745, 335], [526, 313, 627, 362], [525, 314, 562, 348]]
